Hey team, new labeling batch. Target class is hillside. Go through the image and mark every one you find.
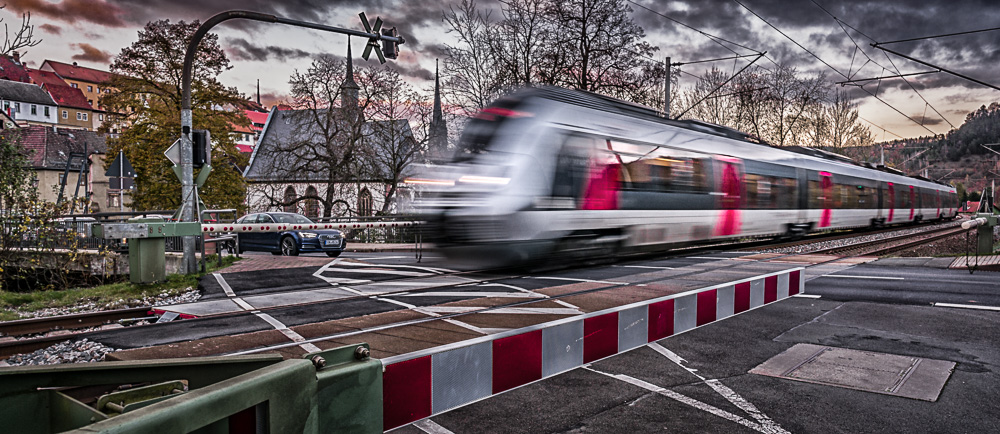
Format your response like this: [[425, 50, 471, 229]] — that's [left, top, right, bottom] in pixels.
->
[[824, 102, 1000, 202]]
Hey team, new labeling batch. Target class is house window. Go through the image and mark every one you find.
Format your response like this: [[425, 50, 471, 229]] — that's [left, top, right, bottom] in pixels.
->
[[358, 188, 373, 217], [99, 114, 104, 121], [44, 107, 49, 117], [76, 112, 82, 120], [14, 102, 19, 112], [31, 105, 36, 115], [62, 110, 68, 119], [4, 102, 9, 111], [88, 100, 93, 106], [82, 113, 88, 121], [71, 83, 78, 88], [87, 85, 93, 92]]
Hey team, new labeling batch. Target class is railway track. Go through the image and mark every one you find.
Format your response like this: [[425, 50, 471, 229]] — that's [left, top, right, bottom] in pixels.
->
[[811, 225, 968, 257], [0, 307, 154, 358]]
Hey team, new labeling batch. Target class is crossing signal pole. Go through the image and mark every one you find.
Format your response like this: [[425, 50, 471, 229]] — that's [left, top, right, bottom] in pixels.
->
[[178, 10, 404, 274]]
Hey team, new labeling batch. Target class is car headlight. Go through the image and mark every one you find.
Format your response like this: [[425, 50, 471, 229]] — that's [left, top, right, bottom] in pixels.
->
[[300, 232, 318, 238]]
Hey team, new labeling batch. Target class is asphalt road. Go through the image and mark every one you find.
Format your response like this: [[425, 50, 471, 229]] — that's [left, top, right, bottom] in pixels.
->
[[392, 258, 1000, 433]]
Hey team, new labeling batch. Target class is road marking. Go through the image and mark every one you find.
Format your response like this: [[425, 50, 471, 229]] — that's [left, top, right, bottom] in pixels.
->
[[333, 261, 456, 274], [320, 267, 434, 277], [647, 342, 788, 434], [534, 276, 626, 285], [793, 294, 822, 299], [933, 302, 1000, 312], [213, 273, 256, 311], [686, 256, 728, 260], [412, 419, 455, 434], [823, 275, 904, 280], [418, 306, 582, 315], [617, 265, 676, 270], [251, 311, 322, 353], [479, 283, 580, 309], [585, 366, 788, 434], [394, 291, 544, 298]]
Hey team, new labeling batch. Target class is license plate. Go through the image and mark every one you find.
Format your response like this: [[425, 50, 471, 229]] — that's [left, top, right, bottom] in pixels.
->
[[324, 240, 339, 246]]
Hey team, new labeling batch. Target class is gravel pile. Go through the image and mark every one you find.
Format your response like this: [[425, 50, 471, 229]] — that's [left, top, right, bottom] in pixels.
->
[[16, 288, 201, 319], [756, 221, 964, 255], [2, 339, 119, 367]]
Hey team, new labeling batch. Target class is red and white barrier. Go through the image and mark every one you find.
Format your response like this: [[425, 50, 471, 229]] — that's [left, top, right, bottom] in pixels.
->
[[199, 221, 420, 233], [381, 267, 804, 430]]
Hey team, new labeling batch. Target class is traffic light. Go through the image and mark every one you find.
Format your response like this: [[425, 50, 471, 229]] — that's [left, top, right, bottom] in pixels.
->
[[191, 129, 211, 169], [382, 27, 402, 60]]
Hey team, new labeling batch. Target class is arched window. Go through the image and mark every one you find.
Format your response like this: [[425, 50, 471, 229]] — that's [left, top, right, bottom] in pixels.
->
[[283, 186, 297, 213], [358, 188, 373, 216], [305, 186, 319, 219]]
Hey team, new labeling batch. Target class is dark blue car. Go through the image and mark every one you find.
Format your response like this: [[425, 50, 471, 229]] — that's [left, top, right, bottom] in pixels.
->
[[236, 212, 346, 257]]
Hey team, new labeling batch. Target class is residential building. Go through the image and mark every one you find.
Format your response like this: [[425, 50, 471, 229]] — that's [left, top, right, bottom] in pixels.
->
[[29, 68, 99, 131], [0, 52, 30, 82], [0, 79, 58, 127], [2, 125, 114, 211], [39, 60, 115, 112]]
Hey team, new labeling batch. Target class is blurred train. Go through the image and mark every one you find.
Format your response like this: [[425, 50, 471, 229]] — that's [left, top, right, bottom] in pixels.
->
[[409, 87, 959, 265]]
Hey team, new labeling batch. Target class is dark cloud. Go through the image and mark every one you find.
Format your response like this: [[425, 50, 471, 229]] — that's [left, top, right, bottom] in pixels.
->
[[258, 91, 289, 109], [386, 58, 434, 81], [7, 0, 127, 27], [910, 115, 944, 126], [70, 43, 113, 64], [39, 23, 61, 35], [226, 38, 313, 62]]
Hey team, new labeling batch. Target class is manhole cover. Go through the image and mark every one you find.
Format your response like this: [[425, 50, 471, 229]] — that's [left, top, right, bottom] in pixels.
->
[[750, 343, 955, 401]]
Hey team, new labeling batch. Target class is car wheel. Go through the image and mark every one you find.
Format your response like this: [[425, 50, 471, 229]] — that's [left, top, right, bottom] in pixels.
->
[[325, 251, 341, 258], [281, 236, 299, 256]]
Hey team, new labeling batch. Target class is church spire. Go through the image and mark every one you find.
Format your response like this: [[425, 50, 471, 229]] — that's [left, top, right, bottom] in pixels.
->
[[429, 59, 448, 152], [341, 37, 360, 123]]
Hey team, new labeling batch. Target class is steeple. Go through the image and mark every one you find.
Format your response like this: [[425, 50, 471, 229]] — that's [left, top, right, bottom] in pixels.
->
[[429, 59, 448, 151], [340, 38, 360, 122]]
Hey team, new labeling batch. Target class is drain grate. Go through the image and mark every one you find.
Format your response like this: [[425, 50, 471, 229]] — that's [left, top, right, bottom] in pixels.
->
[[750, 343, 955, 401]]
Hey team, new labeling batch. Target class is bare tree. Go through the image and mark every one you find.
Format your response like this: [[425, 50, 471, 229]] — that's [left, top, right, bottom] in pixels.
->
[[442, 0, 506, 115], [1, 6, 40, 56], [543, 0, 658, 96]]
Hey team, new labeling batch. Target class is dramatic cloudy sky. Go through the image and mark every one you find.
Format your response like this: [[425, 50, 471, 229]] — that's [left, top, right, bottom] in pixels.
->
[[5, 0, 999, 140]]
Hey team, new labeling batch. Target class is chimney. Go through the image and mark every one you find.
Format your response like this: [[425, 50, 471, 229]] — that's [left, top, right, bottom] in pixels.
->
[[11, 51, 19, 63]]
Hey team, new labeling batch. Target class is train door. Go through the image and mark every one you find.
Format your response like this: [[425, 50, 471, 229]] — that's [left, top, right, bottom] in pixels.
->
[[886, 182, 896, 223], [908, 185, 916, 221], [935, 190, 942, 219], [580, 140, 621, 210], [819, 172, 833, 228], [714, 156, 743, 236]]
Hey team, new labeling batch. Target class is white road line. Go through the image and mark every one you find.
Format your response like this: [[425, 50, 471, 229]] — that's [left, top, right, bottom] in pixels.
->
[[213, 273, 237, 297], [686, 256, 728, 260], [822, 275, 904, 280], [933, 302, 1000, 312], [618, 265, 676, 270], [412, 419, 455, 434], [320, 267, 433, 277], [478, 283, 580, 309], [417, 306, 582, 315], [584, 367, 786, 434], [793, 294, 822, 299], [394, 291, 543, 298], [332, 261, 457, 274], [212, 273, 255, 311], [647, 342, 788, 434], [252, 311, 322, 353], [534, 276, 626, 285]]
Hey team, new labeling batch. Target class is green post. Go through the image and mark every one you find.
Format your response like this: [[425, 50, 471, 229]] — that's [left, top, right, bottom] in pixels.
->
[[129, 237, 166, 283], [309, 344, 383, 433], [976, 213, 998, 255]]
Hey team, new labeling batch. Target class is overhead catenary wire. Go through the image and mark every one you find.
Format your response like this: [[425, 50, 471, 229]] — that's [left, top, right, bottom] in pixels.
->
[[732, 0, 938, 136], [808, 0, 955, 129]]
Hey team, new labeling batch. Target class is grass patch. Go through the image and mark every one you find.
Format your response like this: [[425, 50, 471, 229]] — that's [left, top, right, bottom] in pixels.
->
[[0, 255, 240, 320]]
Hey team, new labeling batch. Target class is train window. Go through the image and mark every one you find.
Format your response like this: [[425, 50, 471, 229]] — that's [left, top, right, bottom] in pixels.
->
[[744, 174, 776, 208], [623, 148, 708, 194], [454, 96, 529, 162], [551, 135, 595, 202], [834, 185, 846, 208], [773, 178, 796, 209]]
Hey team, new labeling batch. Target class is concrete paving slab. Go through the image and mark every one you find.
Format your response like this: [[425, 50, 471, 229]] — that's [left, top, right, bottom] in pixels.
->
[[241, 287, 359, 308]]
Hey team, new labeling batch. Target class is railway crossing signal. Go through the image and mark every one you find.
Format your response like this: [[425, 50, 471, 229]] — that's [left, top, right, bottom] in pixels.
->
[[359, 12, 404, 63]]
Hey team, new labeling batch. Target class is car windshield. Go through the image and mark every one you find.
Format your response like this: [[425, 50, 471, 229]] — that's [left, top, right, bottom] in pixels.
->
[[272, 213, 314, 224]]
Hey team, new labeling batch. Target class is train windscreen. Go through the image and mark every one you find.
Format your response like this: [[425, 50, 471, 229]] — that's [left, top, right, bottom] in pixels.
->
[[454, 96, 531, 162]]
